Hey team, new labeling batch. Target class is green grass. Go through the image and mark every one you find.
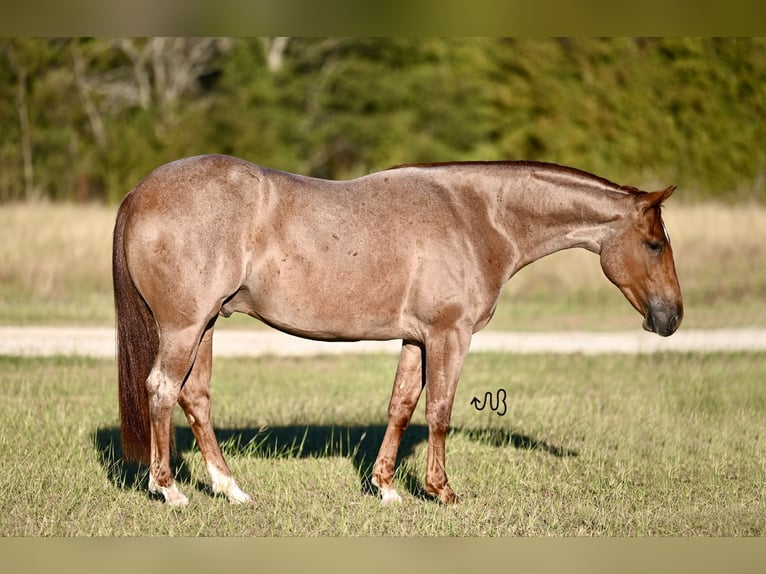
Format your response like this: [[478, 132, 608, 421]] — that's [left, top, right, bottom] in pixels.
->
[[1, 352, 763, 536]]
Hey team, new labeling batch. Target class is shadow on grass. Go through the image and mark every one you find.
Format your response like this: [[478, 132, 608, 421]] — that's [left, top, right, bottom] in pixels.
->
[[94, 423, 577, 502]]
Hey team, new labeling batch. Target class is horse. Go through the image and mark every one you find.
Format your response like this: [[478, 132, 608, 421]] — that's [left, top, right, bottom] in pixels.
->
[[112, 155, 683, 506]]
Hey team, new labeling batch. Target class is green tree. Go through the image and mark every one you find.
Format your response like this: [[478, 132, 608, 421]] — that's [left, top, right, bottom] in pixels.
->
[[0, 38, 764, 203]]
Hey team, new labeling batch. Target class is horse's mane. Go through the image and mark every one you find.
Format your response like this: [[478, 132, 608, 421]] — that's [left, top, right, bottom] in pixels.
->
[[387, 160, 643, 196]]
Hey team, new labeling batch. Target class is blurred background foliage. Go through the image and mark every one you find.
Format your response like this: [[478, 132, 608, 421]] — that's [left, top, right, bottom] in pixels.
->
[[1, 37, 764, 204]]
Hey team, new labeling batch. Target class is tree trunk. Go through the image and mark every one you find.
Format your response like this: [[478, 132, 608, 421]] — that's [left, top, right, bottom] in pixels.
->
[[5, 43, 35, 200]]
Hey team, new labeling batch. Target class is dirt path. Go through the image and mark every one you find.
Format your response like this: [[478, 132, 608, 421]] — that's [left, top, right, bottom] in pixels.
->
[[1, 326, 764, 358]]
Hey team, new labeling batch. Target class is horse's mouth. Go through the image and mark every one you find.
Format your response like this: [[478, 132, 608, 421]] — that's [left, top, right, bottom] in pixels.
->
[[643, 308, 682, 337]]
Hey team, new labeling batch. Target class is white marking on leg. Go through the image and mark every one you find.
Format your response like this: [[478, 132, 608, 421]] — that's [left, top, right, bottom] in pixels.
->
[[380, 487, 402, 506], [149, 472, 189, 507], [372, 470, 402, 505], [207, 463, 252, 504]]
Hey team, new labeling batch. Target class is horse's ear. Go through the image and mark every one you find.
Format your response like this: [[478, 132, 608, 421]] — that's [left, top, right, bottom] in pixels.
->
[[639, 185, 676, 210]]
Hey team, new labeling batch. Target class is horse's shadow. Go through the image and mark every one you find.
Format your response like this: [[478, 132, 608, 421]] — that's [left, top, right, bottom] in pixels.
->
[[93, 423, 577, 501]]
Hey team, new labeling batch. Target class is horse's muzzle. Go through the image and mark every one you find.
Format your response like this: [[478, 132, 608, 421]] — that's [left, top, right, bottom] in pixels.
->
[[643, 303, 683, 337]]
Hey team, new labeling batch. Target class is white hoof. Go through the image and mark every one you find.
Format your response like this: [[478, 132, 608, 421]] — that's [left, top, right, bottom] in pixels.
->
[[208, 463, 253, 504], [165, 489, 190, 507], [226, 485, 253, 505], [380, 487, 402, 506], [149, 474, 189, 507]]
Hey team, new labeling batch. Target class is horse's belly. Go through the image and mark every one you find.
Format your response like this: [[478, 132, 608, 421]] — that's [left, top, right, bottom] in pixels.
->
[[228, 255, 411, 341]]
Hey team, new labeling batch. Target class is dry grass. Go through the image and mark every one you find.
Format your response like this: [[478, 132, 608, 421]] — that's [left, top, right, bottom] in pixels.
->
[[665, 202, 766, 327], [0, 202, 114, 324], [0, 200, 764, 329]]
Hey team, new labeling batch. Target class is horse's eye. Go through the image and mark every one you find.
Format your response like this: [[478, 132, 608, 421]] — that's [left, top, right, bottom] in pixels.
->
[[644, 240, 664, 254]]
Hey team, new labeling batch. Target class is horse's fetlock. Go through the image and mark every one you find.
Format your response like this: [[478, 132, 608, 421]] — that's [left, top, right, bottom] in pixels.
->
[[425, 480, 457, 504]]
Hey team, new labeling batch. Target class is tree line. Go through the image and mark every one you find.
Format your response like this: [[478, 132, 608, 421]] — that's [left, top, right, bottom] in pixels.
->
[[1, 37, 764, 203]]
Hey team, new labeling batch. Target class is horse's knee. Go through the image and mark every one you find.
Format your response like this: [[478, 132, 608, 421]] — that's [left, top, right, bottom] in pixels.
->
[[146, 369, 181, 412], [425, 400, 453, 433], [388, 399, 417, 426]]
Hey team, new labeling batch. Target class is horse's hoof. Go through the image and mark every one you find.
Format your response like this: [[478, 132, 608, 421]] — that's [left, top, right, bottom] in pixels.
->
[[380, 488, 402, 506], [162, 486, 189, 507], [166, 492, 190, 507], [150, 474, 189, 507], [439, 489, 460, 505], [209, 465, 252, 504], [427, 483, 459, 505], [227, 488, 253, 504]]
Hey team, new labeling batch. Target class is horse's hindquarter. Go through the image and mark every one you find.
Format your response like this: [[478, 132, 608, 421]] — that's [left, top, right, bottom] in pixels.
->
[[122, 157, 262, 327]]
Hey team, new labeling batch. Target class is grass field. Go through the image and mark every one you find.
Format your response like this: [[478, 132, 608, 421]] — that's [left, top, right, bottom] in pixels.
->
[[1, 200, 765, 330], [1, 351, 763, 536]]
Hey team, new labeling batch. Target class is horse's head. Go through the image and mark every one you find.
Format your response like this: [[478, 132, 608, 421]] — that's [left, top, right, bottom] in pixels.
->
[[600, 185, 683, 337]]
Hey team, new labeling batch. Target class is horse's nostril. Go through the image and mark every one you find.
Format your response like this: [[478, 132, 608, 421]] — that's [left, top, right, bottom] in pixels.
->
[[655, 311, 682, 337], [668, 312, 681, 334]]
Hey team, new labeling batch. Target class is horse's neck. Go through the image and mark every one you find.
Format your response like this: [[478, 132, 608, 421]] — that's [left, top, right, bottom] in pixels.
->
[[498, 177, 628, 269]]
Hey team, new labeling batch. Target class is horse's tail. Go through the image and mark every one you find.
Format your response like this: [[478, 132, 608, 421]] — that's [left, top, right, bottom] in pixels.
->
[[113, 191, 156, 465]]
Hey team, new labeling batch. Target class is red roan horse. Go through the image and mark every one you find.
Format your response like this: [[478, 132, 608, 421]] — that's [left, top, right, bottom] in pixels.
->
[[113, 155, 683, 506]]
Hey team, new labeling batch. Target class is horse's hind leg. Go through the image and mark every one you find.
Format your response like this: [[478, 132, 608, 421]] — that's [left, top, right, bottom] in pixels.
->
[[177, 322, 251, 504], [145, 324, 205, 507], [372, 341, 425, 505]]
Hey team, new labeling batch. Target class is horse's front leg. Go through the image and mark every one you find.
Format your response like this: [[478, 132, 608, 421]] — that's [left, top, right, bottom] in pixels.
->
[[423, 326, 472, 504], [372, 341, 425, 505]]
